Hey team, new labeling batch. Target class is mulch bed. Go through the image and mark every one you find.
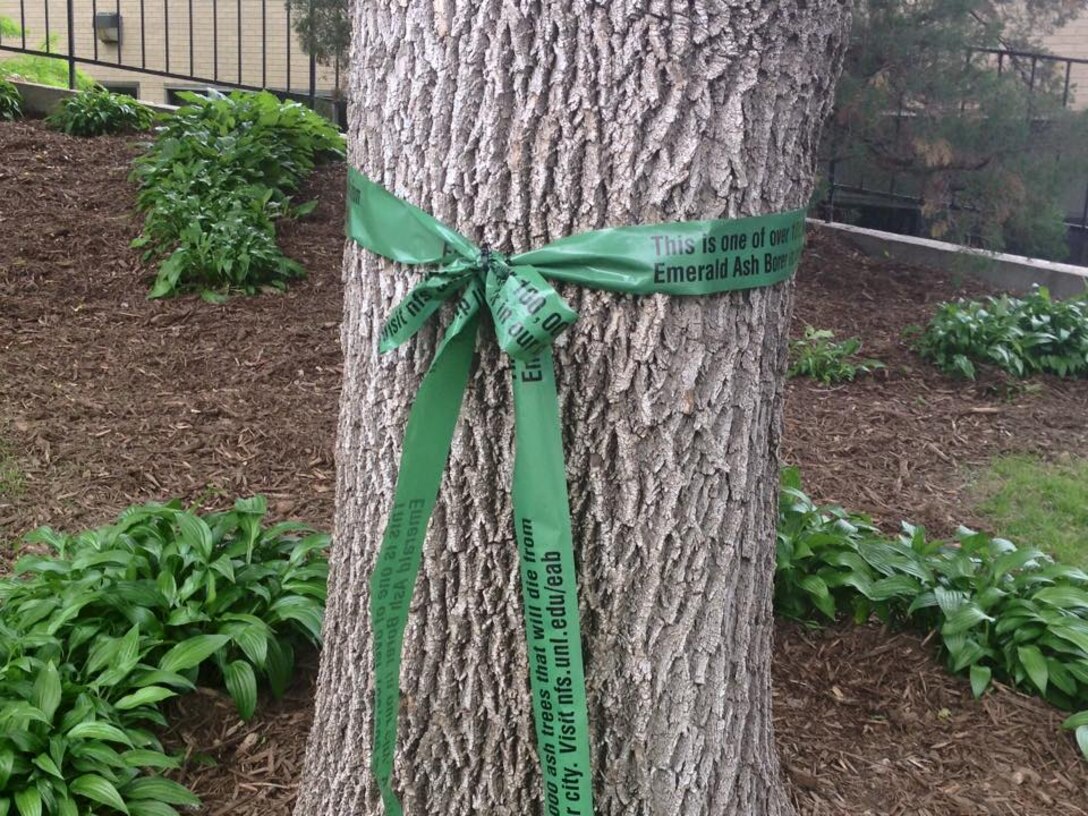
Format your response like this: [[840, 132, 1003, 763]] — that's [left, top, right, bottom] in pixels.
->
[[2, 118, 1087, 814]]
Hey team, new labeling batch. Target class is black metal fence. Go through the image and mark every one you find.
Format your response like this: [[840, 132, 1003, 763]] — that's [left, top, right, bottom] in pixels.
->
[[0, 0, 343, 121], [823, 48, 1088, 263]]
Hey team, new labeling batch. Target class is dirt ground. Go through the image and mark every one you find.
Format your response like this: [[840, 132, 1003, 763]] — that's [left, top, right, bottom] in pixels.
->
[[2, 119, 1087, 814]]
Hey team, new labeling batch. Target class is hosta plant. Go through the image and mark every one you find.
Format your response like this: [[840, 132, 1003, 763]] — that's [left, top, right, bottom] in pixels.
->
[[0, 78, 21, 121], [916, 286, 1088, 379], [788, 326, 884, 385], [130, 90, 343, 298], [0, 497, 329, 814], [46, 87, 153, 136], [775, 467, 1088, 759]]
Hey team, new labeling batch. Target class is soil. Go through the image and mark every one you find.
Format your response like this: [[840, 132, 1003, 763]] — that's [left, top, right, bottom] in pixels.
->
[[2, 118, 1087, 814]]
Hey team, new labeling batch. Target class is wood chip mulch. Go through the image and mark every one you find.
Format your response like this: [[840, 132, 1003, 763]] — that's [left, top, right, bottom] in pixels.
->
[[2, 118, 1086, 814]]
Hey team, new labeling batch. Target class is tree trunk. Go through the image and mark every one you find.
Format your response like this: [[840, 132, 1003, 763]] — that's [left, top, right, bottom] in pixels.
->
[[297, 2, 850, 814]]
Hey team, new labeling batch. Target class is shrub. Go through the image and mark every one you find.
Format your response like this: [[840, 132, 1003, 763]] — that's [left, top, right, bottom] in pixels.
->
[[46, 87, 154, 137], [0, 78, 21, 121], [788, 326, 884, 385], [776, 467, 1088, 759], [130, 90, 344, 299], [916, 287, 1088, 379], [0, 497, 329, 814]]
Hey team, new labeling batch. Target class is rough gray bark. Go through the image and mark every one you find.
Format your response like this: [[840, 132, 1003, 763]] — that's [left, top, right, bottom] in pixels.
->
[[297, 2, 850, 814]]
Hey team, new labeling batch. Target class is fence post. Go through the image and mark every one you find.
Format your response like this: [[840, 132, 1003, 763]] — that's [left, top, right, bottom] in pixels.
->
[[66, 0, 76, 89], [307, 0, 317, 110]]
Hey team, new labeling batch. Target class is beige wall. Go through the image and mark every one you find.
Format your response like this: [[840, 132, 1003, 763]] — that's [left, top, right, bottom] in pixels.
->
[[1041, 15, 1088, 109], [0, 0, 340, 104]]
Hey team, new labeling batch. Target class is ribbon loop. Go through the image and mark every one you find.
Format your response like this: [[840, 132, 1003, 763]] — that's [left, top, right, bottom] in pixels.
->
[[486, 263, 578, 362]]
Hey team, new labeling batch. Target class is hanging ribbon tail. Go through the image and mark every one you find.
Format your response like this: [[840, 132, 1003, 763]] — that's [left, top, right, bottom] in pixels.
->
[[369, 282, 484, 816], [348, 168, 479, 264], [511, 349, 594, 815], [485, 263, 578, 362], [378, 263, 476, 353]]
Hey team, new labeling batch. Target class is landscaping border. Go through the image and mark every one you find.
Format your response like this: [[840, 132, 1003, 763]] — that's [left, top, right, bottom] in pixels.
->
[[813, 219, 1088, 298]]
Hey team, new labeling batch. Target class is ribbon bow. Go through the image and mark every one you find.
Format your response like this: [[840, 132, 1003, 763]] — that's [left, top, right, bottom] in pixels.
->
[[346, 168, 806, 816]]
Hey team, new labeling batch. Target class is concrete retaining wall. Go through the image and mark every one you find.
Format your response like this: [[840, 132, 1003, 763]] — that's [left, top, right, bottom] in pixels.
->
[[813, 220, 1088, 299], [10, 79, 177, 116]]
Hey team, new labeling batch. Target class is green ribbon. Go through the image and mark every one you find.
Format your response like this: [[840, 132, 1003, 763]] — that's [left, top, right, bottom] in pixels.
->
[[347, 167, 805, 816]]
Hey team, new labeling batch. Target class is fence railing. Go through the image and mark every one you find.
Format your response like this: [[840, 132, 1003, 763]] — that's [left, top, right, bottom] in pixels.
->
[[822, 47, 1088, 263], [0, 0, 342, 118]]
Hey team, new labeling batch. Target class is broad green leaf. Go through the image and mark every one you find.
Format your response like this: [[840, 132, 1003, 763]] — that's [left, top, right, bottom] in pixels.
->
[[233, 496, 268, 516], [264, 637, 294, 699], [969, 665, 991, 699], [0, 748, 13, 788], [55, 797, 76, 816], [1050, 624, 1088, 654], [31, 754, 62, 779], [120, 749, 181, 770], [1034, 586, 1088, 611], [127, 802, 181, 816], [868, 574, 921, 601], [1016, 645, 1048, 694], [0, 703, 51, 727], [13, 788, 41, 816], [157, 635, 230, 674], [67, 722, 134, 746], [224, 623, 268, 668], [129, 670, 195, 691], [1047, 658, 1078, 697], [113, 687, 178, 711], [70, 775, 128, 814], [1062, 711, 1088, 730], [224, 661, 258, 721], [122, 777, 200, 806], [940, 604, 992, 635], [175, 513, 214, 562], [69, 740, 126, 769], [1077, 726, 1088, 762], [94, 625, 143, 688], [31, 663, 61, 724], [269, 596, 324, 642]]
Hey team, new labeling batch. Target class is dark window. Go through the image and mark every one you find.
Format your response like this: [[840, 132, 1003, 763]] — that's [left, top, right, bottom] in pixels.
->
[[101, 82, 139, 99]]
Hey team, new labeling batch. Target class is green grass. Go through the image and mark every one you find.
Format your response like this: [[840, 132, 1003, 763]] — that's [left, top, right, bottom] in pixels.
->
[[0, 438, 23, 498], [972, 454, 1088, 566]]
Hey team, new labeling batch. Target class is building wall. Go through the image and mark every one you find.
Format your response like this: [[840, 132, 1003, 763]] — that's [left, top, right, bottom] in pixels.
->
[[0, 0, 341, 105], [1041, 14, 1088, 109]]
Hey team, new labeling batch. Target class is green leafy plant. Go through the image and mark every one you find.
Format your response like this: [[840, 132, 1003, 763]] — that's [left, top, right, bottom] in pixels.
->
[[0, 78, 21, 121], [788, 326, 884, 385], [775, 467, 1088, 759], [0, 497, 329, 814], [46, 87, 154, 137], [130, 90, 343, 298], [916, 287, 1088, 379]]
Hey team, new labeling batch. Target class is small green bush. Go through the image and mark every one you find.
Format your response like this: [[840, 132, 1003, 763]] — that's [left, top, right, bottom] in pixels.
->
[[776, 467, 1088, 759], [788, 326, 884, 385], [0, 497, 329, 814], [916, 287, 1088, 379], [0, 78, 22, 121], [46, 87, 154, 137], [130, 90, 344, 299]]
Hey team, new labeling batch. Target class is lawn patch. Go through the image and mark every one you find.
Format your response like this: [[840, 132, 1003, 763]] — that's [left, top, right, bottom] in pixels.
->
[[972, 454, 1088, 566]]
